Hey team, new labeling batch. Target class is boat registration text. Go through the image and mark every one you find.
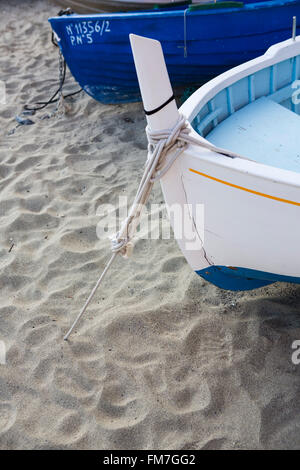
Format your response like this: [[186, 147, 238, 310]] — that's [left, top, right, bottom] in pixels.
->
[[65, 20, 111, 46]]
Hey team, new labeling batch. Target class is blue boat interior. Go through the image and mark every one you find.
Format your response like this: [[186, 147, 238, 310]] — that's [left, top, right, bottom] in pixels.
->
[[61, 0, 293, 15], [192, 55, 300, 173], [146, 0, 245, 12]]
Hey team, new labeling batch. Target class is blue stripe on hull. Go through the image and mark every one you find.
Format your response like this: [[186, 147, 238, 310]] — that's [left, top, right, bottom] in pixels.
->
[[49, 0, 300, 103], [196, 266, 300, 291]]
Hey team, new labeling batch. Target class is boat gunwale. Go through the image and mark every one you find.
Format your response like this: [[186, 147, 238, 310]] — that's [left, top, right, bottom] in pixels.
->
[[179, 36, 300, 187], [48, 0, 300, 20]]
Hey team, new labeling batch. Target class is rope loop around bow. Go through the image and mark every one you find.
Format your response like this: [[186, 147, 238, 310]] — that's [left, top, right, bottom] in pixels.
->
[[146, 115, 189, 154], [111, 115, 190, 257], [109, 113, 249, 258]]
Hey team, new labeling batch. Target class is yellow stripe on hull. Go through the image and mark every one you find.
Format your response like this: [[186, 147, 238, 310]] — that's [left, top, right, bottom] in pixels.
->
[[189, 168, 300, 207]]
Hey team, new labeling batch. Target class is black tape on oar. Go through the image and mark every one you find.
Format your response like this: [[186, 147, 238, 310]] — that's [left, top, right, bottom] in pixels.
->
[[144, 94, 175, 116]]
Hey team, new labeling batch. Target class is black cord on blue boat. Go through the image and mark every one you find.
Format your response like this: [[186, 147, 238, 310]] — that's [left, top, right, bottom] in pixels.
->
[[24, 30, 82, 113], [14, 7, 80, 125], [23, 60, 83, 112], [24, 59, 66, 112], [51, 32, 59, 48], [57, 8, 74, 16]]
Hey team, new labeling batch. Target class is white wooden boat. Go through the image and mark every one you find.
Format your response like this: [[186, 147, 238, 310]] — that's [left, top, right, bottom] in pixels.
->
[[130, 33, 300, 291]]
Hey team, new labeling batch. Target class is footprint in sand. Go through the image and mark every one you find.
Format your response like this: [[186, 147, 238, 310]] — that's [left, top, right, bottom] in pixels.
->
[[165, 379, 211, 415], [0, 402, 16, 434], [95, 375, 149, 430]]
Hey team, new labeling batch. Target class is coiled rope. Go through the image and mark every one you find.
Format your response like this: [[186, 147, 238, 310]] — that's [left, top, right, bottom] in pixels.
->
[[64, 114, 247, 340]]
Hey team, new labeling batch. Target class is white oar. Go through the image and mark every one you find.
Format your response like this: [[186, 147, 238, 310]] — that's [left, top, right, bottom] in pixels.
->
[[129, 34, 179, 130]]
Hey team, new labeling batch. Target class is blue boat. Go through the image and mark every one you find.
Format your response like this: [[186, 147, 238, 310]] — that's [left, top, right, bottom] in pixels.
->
[[49, 0, 300, 104]]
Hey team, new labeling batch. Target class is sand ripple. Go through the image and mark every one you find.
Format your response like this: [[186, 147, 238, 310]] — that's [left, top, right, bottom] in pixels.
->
[[1, 0, 300, 450]]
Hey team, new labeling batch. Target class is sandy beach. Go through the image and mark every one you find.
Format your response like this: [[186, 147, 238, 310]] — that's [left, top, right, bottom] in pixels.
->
[[1, 0, 300, 450]]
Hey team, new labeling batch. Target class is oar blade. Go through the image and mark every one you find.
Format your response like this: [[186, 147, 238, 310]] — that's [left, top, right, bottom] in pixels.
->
[[130, 34, 179, 130]]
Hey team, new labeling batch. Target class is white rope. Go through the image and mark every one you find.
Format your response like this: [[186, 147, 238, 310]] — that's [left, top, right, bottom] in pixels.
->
[[63, 253, 117, 341], [64, 114, 247, 340]]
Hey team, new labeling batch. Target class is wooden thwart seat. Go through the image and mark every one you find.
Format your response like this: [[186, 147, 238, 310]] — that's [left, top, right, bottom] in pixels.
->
[[207, 97, 300, 173]]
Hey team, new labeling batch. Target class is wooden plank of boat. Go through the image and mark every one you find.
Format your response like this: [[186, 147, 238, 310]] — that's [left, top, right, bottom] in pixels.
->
[[130, 33, 300, 291], [52, 0, 188, 13], [208, 97, 300, 172]]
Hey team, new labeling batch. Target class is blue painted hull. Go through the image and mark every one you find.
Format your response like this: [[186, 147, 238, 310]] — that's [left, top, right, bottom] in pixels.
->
[[196, 266, 300, 291], [49, 0, 300, 103]]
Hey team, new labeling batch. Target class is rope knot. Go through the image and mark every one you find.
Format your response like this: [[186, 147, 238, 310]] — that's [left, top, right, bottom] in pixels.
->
[[146, 115, 190, 152], [146, 115, 190, 182], [110, 233, 134, 258], [111, 115, 191, 258]]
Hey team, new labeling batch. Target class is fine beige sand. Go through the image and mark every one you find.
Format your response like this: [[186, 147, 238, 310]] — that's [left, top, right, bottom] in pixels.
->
[[1, 0, 300, 450]]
